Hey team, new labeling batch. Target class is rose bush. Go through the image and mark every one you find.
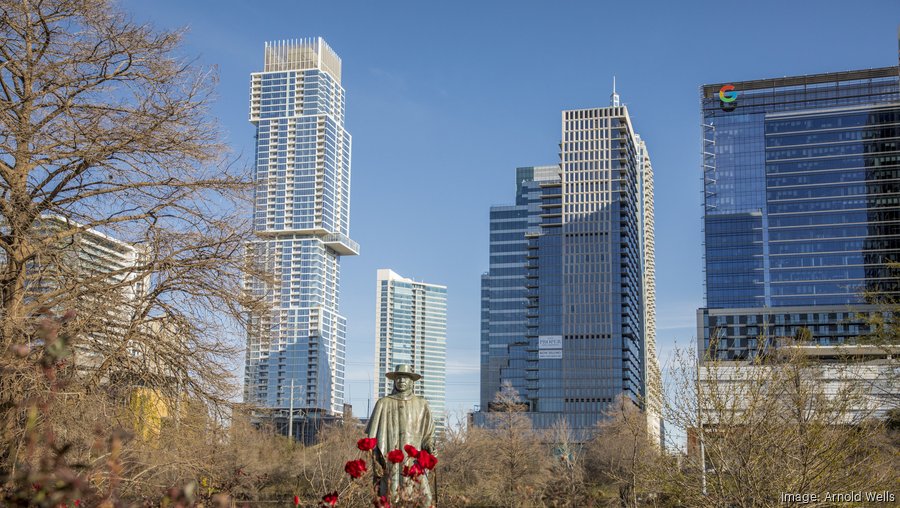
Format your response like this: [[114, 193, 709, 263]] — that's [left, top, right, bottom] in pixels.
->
[[344, 459, 367, 479], [357, 437, 378, 452], [403, 445, 419, 458], [326, 436, 438, 507], [322, 491, 339, 506], [402, 463, 424, 479], [417, 451, 438, 471], [387, 449, 405, 464]]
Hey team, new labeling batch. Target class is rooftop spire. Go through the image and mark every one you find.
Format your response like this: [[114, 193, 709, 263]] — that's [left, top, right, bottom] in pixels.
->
[[610, 76, 621, 107]]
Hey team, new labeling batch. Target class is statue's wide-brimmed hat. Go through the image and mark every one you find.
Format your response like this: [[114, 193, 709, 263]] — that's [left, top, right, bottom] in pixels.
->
[[386, 364, 422, 381]]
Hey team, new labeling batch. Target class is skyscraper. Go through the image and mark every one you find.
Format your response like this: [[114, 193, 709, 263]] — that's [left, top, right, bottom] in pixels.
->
[[479, 165, 557, 411], [375, 269, 447, 430], [244, 39, 357, 419], [698, 66, 900, 359], [636, 135, 663, 446], [478, 92, 660, 439]]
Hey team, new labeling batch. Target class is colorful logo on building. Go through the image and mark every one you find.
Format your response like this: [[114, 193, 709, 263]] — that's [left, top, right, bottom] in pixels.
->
[[719, 84, 738, 111], [719, 84, 738, 103]]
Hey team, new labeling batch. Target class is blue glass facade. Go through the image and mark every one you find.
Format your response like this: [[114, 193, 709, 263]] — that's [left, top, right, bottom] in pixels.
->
[[479, 166, 545, 407], [700, 67, 900, 359], [767, 107, 900, 305], [244, 39, 357, 416], [478, 104, 658, 438]]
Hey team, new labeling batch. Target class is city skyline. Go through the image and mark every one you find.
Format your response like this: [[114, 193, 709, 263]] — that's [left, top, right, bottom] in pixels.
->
[[119, 0, 900, 416]]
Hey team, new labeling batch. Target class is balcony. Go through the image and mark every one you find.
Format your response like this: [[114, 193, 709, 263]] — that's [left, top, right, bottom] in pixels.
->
[[323, 232, 360, 256]]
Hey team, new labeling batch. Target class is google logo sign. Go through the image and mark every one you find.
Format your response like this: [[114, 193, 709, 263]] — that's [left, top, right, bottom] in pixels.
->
[[719, 84, 738, 102], [719, 84, 738, 111]]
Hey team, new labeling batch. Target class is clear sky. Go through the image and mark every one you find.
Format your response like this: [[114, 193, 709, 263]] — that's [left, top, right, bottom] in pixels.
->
[[122, 0, 900, 419]]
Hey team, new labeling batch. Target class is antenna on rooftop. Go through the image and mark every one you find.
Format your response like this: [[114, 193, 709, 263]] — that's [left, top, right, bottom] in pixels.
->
[[610, 76, 621, 107]]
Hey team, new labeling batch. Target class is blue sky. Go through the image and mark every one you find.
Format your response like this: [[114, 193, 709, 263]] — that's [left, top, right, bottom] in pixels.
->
[[122, 0, 900, 418]]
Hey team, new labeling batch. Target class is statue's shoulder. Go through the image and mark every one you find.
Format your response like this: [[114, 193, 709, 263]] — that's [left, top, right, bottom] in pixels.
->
[[369, 396, 393, 421], [410, 394, 431, 407], [373, 395, 394, 407]]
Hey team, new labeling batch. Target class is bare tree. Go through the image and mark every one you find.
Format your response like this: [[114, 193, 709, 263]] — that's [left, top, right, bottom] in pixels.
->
[[854, 300, 900, 410], [583, 394, 658, 507], [431, 384, 554, 507], [659, 342, 897, 507], [0, 0, 263, 489], [483, 382, 551, 507], [543, 418, 589, 507]]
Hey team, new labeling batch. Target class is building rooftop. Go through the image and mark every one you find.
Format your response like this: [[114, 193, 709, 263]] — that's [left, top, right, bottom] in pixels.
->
[[701, 66, 899, 98], [262, 38, 342, 83]]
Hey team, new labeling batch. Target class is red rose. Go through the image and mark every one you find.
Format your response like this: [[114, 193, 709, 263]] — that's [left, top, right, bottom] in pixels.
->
[[417, 450, 438, 470], [403, 444, 419, 458], [386, 449, 404, 464], [357, 437, 377, 451], [344, 458, 367, 479], [322, 491, 339, 506], [402, 463, 424, 478], [372, 495, 391, 507]]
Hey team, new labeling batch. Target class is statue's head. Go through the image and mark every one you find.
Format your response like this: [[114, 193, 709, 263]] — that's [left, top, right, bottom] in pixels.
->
[[386, 365, 421, 394]]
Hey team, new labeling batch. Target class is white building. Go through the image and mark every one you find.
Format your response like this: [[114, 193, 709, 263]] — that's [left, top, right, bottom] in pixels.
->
[[25, 216, 147, 372], [375, 269, 447, 431], [699, 344, 899, 425], [244, 38, 357, 417], [636, 134, 663, 448]]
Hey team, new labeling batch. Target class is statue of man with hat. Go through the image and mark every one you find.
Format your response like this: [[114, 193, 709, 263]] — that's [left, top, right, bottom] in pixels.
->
[[366, 364, 435, 504]]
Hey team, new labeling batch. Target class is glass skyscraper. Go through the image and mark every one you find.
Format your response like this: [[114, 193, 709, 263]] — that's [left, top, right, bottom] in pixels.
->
[[375, 269, 447, 430], [478, 93, 661, 440], [244, 39, 358, 417], [699, 66, 900, 359]]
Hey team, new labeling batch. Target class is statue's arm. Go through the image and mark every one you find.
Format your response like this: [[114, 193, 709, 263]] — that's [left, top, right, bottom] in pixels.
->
[[366, 398, 384, 438], [421, 403, 435, 453], [366, 399, 387, 465]]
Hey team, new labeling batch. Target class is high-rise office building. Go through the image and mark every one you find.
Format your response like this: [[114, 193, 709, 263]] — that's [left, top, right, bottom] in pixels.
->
[[375, 269, 447, 430], [478, 91, 660, 440], [244, 39, 357, 419], [479, 165, 557, 410], [698, 66, 900, 360]]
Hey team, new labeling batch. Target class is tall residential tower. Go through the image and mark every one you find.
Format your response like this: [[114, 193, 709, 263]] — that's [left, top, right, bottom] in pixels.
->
[[244, 39, 358, 420], [478, 94, 660, 440], [375, 269, 447, 430]]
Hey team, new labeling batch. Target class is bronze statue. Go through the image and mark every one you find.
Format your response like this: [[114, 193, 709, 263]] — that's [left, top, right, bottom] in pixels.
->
[[365, 364, 435, 504]]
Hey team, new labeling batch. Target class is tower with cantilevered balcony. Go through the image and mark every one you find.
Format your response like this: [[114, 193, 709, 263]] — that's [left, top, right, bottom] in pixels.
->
[[244, 38, 357, 423]]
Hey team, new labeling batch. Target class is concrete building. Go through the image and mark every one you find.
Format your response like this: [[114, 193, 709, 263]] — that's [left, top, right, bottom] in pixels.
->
[[698, 344, 898, 424], [26, 216, 147, 366]]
